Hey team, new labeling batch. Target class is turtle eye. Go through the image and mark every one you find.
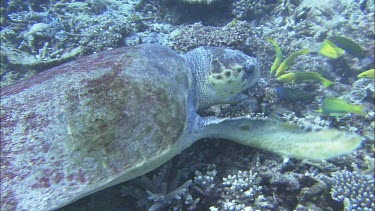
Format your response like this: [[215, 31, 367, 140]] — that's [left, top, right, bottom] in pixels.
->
[[244, 63, 255, 76]]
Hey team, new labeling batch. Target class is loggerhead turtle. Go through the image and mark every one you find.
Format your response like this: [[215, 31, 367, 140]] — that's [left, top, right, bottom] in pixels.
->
[[0, 44, 362, 210]]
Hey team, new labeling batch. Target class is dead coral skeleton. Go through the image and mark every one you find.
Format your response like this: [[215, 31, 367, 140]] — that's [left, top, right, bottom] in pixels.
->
[[121, 166, 199, 210], [272, 0, 298, 17], [121, 150, 203, 210]]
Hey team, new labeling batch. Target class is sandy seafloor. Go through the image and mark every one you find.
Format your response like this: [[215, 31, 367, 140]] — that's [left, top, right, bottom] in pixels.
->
[[1, 0, 374, 210]]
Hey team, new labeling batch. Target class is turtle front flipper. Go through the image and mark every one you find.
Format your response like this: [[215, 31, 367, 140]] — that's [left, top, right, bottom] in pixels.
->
[[201, 116, 362, 161]]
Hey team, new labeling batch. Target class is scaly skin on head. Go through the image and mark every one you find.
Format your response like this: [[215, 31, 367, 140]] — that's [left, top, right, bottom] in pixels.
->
[[183, 46, 260, 112]]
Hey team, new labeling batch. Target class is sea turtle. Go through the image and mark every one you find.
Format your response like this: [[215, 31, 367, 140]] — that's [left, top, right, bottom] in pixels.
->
[[0, 44, 362, 210]]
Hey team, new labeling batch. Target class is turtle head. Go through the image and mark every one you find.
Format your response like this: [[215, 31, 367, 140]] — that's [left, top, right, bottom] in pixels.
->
[[184, 47, 260, 112], [207, 47, 260, 100]]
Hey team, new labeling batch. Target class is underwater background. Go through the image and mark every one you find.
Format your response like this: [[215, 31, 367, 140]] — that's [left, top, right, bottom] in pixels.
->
[[1, 0, 374, 210]]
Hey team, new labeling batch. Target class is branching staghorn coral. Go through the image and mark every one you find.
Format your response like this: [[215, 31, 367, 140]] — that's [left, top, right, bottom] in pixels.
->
[[331, 170, 374, 211]]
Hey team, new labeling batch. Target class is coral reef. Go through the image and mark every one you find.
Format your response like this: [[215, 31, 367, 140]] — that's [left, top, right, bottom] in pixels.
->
[[231, 0, 267, 20], [122, 175, 198, 210], [1, 0, 142, 86], [216, 170, 267, 210], [194, 164, 270, 210], [331, 170, 374, 211], [168, 21, 253, 52], [272, 0, 300, 17], [345, 78, 375, 103]]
